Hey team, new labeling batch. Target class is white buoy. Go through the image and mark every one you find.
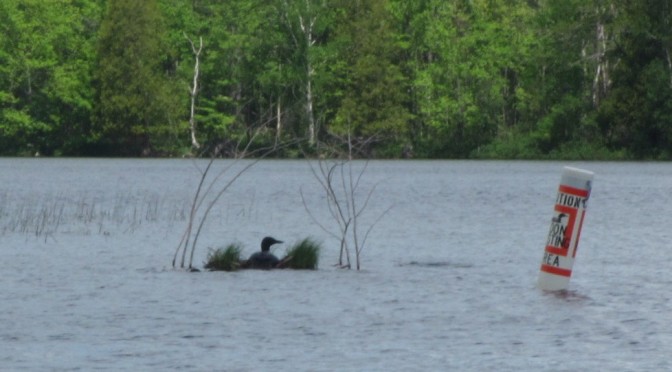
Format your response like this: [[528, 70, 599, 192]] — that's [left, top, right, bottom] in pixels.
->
[[537, 166, 594, 291]]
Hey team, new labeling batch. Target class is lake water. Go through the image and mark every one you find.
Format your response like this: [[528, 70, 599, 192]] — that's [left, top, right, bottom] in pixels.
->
[[1, 158, 670, 371]]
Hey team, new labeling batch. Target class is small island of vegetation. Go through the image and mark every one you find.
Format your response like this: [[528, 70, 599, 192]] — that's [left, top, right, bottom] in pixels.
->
[[204, 238, 321, 271]]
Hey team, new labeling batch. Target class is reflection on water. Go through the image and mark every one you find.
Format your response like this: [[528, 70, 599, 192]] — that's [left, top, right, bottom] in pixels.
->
[[0, 159, 671, 371], [398, 260, 474, 269], [542, 289, 592, 302]]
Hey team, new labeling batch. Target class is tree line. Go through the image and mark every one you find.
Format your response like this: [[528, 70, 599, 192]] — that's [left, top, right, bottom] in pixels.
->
[[1, 0, 671, 159]]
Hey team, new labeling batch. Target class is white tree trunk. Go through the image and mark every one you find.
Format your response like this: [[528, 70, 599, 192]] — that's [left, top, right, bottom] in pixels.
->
[[299, 0, 317, 145], [592, 4, 615, 108], [276, 97, 282, 144], [185, 33, 203, 151], [306, 68, 316, 145], [281, 0, 320, 145], [592, 21, 608, 107], [666, 47, 672, 88]]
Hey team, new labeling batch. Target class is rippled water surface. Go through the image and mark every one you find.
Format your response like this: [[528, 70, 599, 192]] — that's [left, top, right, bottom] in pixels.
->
[[1, 159, 670, 371]]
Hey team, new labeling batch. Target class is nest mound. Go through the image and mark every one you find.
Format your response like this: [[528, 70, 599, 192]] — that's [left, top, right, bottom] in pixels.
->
[[204, 238, 321, 271]]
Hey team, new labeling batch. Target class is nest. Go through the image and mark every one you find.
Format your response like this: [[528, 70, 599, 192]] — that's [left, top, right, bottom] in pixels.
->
[[204, 238, 321, 271]]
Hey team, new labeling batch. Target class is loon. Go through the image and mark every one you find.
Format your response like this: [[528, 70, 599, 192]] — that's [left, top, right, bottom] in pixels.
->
[[247, 236, 283, 269]]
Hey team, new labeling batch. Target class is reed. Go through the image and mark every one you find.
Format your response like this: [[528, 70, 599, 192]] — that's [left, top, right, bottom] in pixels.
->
[[0, 192, 189, 239], [204, 243, 243, 271], [282, 238, 321, 270]]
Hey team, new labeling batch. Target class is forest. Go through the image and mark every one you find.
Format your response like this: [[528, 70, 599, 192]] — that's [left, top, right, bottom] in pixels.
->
[[1, 0, 671, 159]]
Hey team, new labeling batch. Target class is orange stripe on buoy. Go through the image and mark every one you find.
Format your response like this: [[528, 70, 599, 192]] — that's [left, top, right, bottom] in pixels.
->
[[540, 264, 572, 277], [558, 184, 589, 198], [545, 246, 568, 256]]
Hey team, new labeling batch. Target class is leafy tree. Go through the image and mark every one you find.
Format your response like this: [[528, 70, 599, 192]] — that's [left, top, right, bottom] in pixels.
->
[[391, 0, 538, 157], [276, 0, 335, 147], [329, 0, 411, 156], [178, 1, 273, 153], [598, 0, 672, 158], [482, 1, 610, 158], [93, 0, 177, 156], [0, 0, 99, 155], [0, 0, 671, 159]]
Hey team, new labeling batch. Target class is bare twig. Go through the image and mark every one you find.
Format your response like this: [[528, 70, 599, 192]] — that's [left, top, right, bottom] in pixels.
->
[[302, 130, 389, 269], [299, 187, 339, 240], [173, 156, 214, 268], [187, 156, 264, 269], [174, 131, 300, 270]]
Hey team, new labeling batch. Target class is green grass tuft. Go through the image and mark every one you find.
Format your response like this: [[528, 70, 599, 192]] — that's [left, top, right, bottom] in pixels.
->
[[204, 243, 243, 271], [283, 238, 321, 270]]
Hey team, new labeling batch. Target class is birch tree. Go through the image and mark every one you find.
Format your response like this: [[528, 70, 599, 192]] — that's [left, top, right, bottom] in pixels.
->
[[280, 0, 331, 146], [185, 33, 203, 151]]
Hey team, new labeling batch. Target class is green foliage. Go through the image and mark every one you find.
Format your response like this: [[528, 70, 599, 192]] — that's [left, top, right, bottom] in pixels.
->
[[204, 244, 243, 271], [0, 0, 671, 159], [547, 140, 629, 161], [0, 109, 50, 155], [595, 1, 672, 159], [283, 238, 321, 270], [93, 0, 179, 156], [473, 129, 540, 160], [0, 0, 99, 155], [328, 0, 411, 155]]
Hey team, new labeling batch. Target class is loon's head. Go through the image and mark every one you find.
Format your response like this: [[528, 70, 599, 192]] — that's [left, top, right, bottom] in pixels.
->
[[261, 236, 283, 252]]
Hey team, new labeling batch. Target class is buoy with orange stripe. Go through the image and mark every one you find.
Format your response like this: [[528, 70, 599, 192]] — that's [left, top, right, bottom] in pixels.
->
[[537, 166, 594, 291]]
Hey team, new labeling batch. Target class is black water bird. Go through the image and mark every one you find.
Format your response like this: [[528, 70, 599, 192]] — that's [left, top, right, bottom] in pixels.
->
[[247, 236, 283, 269], [552, 213, 567, 223]]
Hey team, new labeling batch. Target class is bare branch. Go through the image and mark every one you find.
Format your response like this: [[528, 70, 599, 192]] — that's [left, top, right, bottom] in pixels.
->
[[359, 204, 394, 257], [184, 138, 301, 269], [187, 157, 262, 268], [173, 157, 214, 268], [172, 153, 219, 265], [300, 186, 339, 240]]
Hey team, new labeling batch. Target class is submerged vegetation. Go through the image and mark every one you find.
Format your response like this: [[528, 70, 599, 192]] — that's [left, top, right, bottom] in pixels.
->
[[0, 192, 188, 240]]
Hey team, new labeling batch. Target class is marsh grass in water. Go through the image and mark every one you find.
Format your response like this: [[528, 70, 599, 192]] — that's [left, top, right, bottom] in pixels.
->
[[0, 192, 190, 239], [282, 238, 321, 270], [204, 243, 243, 271]]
